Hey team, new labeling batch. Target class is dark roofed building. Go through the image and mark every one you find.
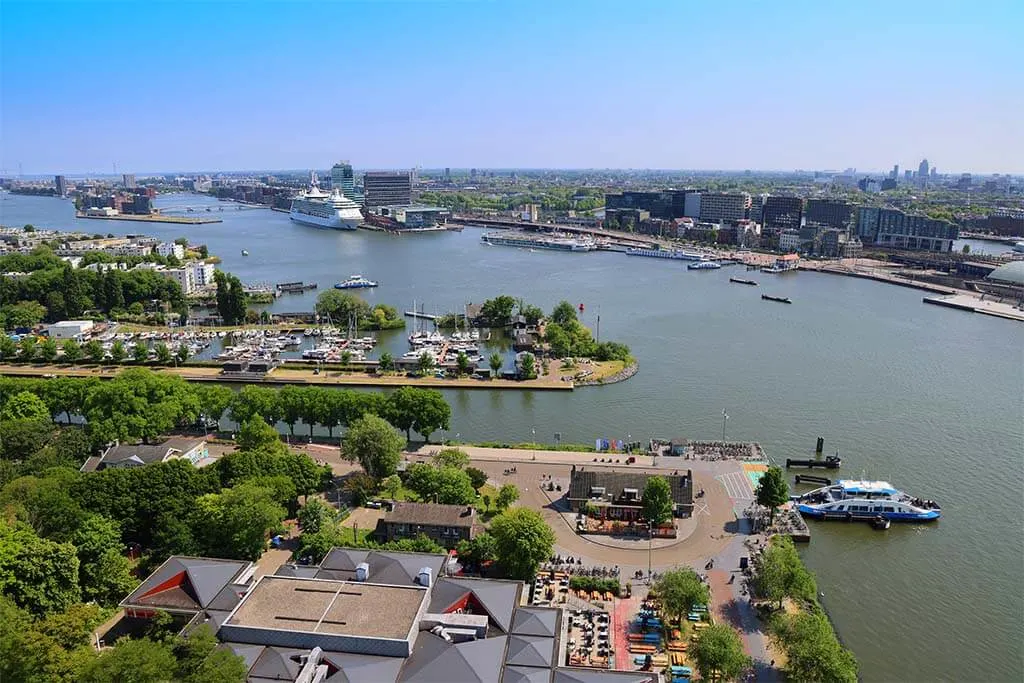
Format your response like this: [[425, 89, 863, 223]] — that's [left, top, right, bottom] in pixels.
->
[[374, 502, 479, 548], [567, 467, 693, 520], [82, 437, 207, 472], [121, 556, 254, 618]]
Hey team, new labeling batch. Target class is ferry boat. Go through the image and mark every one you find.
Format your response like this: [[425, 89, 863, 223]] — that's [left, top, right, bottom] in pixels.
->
[[481, 231, 596, 252], [687, 261, 721, 270], [793, 480, 941, 522], [335, 275, 378, 289], [290, 172, 363, 230], [626, 247, 708, 261]]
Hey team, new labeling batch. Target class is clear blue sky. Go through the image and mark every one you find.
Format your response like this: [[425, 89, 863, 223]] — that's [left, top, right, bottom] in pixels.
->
[[1, 0, 1021, 174]]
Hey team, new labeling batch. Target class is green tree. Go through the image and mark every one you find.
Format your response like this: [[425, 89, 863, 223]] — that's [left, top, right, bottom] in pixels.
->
[[19, 335, 37, 362], [60, 339, 82, 365], [192, 482, 286, 560], [72, 515, 137, 606], [341, 414, 404, 479], [518, 352, 536, 379], [381, 474, 402, 500], [378, 351, 394, 372], [0, 419, 55, 461], [278, 385, 305, 437], [176, 344, 189, 364], [3, 301, 47, 328], [0, 520, 81, 616], [153, 342, 172, 365], [38, 338, 58, 363], [489, 508, 555, 581], [642, 476, 674, 527], [195, 384, 233, 425], [488, 353, 503, 377], [654, 567, 710, 625], [455, 351, 470, 376], [132, 342, 149, 363], [691, 624, 751, 682], [496, 483, 520, 510], [433, 447, 469, 469], [770, 611, 858, 683], [465, 466, 488, 491], [479, 295, 516, 326], [296, 497, 336, 534], [109, 340, 126, 364], [80, 637, 177, 683], [417, 351, 435, 375], [757, 535, 816, 608], [84, 340, 104, 364], [174, 624, 247, 683], [342, 472, 377, 508], [519, 303, 545, 326], [755, 465, 789, 525], [214, 270, 247, 325], [230, 385, 281, 426], [457, 532, 497, 569], [0, 335, 18, 361], [544, 323, 572, 357], [1, 391, 51, 422], [236, 415, 281, 452], [550, 300, 579, 326], [433, 467, 476, 505], [82, 368, 201, 445], [386, 387, 451, 442]]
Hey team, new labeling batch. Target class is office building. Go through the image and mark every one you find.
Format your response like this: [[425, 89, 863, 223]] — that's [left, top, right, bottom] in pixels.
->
[[364, 171, 412, 208], [957, 173, 972, 190], [761, 196, 803, 233], [805, 199, 853, 229], [779, 230, 803, 253], [904, 169, 913, 182], [604, 190, 697, 220], [683, 192, 701, 219], [698, 192, 749, 223], [891, 164, 899, 180], [858, 207, 958, 252], [748, 194, 767, 223], [54, 175, 67, 197], [122, 173, 137, 189], [330, 162, 361, 202]]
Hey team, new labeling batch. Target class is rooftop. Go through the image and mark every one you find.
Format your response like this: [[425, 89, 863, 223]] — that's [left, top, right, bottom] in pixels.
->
[[382, 502, 476, 529], [121, 556, 252, 614], [226, 576, 425, 641], [568, 468, 692, 506]]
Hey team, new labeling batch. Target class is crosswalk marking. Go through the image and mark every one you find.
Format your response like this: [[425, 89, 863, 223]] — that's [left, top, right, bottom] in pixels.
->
[[717, 471, 754, 500]]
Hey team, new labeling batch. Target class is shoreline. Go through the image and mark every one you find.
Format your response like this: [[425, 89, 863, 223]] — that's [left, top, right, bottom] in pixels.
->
[[75, 211, 222, 225], [576, 361, 638, 387]]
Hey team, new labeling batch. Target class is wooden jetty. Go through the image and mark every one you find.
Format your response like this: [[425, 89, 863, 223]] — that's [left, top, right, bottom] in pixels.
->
[[786, 455, 841, 469]]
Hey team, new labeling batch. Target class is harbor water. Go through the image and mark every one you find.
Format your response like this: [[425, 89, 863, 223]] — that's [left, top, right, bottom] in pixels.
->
[[2, 193, 1023, 682]]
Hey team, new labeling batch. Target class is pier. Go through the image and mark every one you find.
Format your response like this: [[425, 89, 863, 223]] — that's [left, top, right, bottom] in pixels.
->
[[276, 281, 318, 293], [404, 310, 438, 321], [75, 211, 221, 225], [785, 455, 841, 469]]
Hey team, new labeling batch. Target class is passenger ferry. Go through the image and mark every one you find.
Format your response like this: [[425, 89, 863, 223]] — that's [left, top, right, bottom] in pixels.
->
[[793, 480, 941, 522], [626, 247, 709, 261], [481, 231, 596, 252], [687, 260, 721, 270], [290, 172, 363, 230], [334, 275, 378, 289]]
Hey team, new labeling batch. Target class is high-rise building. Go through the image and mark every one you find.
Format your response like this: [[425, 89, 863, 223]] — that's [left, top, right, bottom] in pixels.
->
[[805, 199, 853, 229], [918, 159, 930, 186], [604, 190, 695, 220], [891, 164, 899, 180], [363, 171, 412, 208], [122, 173, 137, 188], [748, 194, 767, 223], [54, 175, 67, 197], [761, 196, 803, 233], [698, 192, 749, 223], [330, 162, 360, 202], [859, 207, 958, 252], [683, 192, 701, 219], [904, 170, 913, 182]]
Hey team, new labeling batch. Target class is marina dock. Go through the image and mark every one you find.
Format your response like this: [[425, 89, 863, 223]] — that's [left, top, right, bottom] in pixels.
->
[[404, 310, 438, 321]]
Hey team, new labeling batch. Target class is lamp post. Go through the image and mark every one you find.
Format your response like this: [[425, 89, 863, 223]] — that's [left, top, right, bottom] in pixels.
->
[[722, 409, 729, 443], [532, 427, 536, 460]]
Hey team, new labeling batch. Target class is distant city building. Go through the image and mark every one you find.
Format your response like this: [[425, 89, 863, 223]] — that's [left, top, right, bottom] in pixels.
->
[[805, 199, 853, 230], [330, 162, 361, 202], [761, 196, 803, 233], [604, 190, 696, 220], [188, 260, 215, 287], [54, 175, 67, 197], [891, 164, 899, 180], [683, 192, 701, 219], [363, 171, 412, 208], [857, 207, 958, 252], [957, 173, 972, 190], [521, 204, 540, 222], [158, 265, 196, 295], [904, 169, 914, 182], [122, 173, 137, 189], [698, 192, 749, 223], [155, 242, 185, 260], [748, 194, 767, 223], [918, 159, 929, 186]]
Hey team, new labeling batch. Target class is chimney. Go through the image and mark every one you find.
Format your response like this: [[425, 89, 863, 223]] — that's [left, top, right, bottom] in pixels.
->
[[355, 562, 370, 582]]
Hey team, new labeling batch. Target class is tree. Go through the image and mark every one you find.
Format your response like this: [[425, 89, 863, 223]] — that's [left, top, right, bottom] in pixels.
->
[[82, 368, 201, 445], [236, 415, 282, 452], [154, 342, 172, 365], [455, 351, 470, 376], [176, 344, 189, 364], [691, 623, 751, 682], [457, 532, 497, 570], [496, 483, 520, 510], [433, 447, 469, 469], [0, 419, 55, 461], [109, 340, 126, 364], [80, 637, 177, 683], [0, 520, 80, 616], [59, 339, 82, 365], [654, 568, 710, 625], [315, 290, 371, 327], [381, 474, 402, 500], [755, 465, 789, 525], [518, 352, 536, 379], [19, 335, 37, 362], [0, 335, 18, 361], [38, 338, 58, 363], [84, 340, 105, 365], [961, 244, 970, 254], [278, 385, 305, 437], [519, 303, 544, 326], [433, 467, 476, 505], [490, 508, 555, 581], [230, 385, 281, 426], [770, 611, 858, 683], [341, 414, 403, 479], [1, 391, 51, 422], [550, 300, 579, 326], [479, 295, 516, 327], [465, 466, 488, 491], [72, 515, 137, 606], [132, 342, 149, 363], [757, 535, 816, 608], [195, 384, 233, 425], [386, 387, 451, 442], [192, 482, 286, 560], [488, 353, 503, 377], [296, 497, 336, 535], [378, 351, 394, 372], [214, 270, 247, 325], [544, 323, 572, 358], [417, 351, 435, 375], [342, 472, 377, 508], [642, 476, 674, 528]]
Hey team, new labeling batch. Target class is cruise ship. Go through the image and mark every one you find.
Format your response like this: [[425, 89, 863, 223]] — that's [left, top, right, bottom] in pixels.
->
[[792, 479, 941, 522], [481, 231, 597, 252], [289, 172, 363, 230]]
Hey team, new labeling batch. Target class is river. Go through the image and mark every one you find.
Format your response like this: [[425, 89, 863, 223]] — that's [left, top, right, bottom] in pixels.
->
[[2, 192, 1023, 682]]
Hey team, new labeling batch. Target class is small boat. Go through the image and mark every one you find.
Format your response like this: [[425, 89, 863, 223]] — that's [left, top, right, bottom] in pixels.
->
[[761, 294, 792, 304], [729, 277, 758, 286], [871, 516, 891, 530], [793, 480, 941, 522], [688, 261, 721, 270], [241, 249, 249, 256], [335, 275, 378, 289]]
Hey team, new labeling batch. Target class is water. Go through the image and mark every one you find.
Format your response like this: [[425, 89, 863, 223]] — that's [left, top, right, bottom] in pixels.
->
[[953, 237, 1019, 257], [3, 193, 1023, 682]]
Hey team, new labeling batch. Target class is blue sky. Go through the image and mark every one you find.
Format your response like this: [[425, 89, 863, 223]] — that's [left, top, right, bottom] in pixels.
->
[[1, 0, 1021, 174]]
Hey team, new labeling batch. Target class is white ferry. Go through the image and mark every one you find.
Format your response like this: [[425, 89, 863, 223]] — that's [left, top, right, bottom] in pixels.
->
[[793, 480, 941, 522], [290, 172, 363, 230], [481, 231, 596, 252], [335, 275, 378, 289], [626, 248, 708, 261], [687, 260, 721, 270]]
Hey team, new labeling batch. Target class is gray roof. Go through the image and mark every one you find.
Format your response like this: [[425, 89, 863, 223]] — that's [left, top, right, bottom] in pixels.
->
[[220, 642, 265, 671], [511, 608, 558, 637], [318, 549, 448, 586], [552, 670, 658, 683], [248, 646, 308, 681], [503, 666, 553, 683], [121, 556, 250, 613], [428, 578, 521, 633], [99, 437, 204, 468], [321, 651, 405, 683], [382, 502, 476, 529], [986, 260, 1024, 285], [567, 469, 692, 506], [505, 635, 554, 668], [400, 632, 507, 683]]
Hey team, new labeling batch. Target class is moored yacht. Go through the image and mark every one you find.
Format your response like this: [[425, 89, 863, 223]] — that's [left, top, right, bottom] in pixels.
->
[[793, 480, 941, 522]]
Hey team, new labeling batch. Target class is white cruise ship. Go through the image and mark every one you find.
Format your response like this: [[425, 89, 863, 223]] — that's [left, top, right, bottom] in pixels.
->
[[289, 172, 363, 230]]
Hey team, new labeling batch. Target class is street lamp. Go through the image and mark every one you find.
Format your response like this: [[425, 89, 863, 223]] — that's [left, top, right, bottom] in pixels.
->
[[532, 427, 536, 460], [722, 409, 729, 443]]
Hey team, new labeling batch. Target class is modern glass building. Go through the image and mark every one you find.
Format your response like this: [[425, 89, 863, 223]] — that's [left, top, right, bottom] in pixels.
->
[[762, 196, 803, 232], [857, 207, 958, 252], [805, 199, 853, 229], [330, 162, 361, 203], [363, 171, 412, 208]]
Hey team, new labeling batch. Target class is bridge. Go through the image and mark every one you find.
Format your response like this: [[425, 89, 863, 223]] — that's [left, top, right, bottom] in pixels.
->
[[158, 204, 268, 214], [449, 215, 655, 246]]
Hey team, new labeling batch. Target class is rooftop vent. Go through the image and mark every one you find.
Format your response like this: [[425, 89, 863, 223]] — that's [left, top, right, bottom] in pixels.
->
[[355, 562, 370, 582], [418, 566, 433, 587]]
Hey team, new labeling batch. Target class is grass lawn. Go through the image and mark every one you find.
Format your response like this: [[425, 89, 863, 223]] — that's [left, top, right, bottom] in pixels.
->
[[333, 525, 375, 545]]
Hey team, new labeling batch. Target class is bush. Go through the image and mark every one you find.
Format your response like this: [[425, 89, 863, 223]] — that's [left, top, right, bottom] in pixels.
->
[[568, 576, 621, 596]]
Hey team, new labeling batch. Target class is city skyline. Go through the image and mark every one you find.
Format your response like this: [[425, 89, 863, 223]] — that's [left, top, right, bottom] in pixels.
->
[[1, 0, 1022, 174]]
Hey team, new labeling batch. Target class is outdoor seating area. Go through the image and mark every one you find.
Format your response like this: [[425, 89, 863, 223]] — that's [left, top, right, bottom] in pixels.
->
[[566, 609, 611, 669], [626, 598, 709, 680], [531, 570, 571, 606]]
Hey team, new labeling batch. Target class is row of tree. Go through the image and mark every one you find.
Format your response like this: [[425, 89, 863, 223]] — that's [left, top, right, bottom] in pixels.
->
[[0, 334, 191, 366], [314, 290, 405, 330]]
